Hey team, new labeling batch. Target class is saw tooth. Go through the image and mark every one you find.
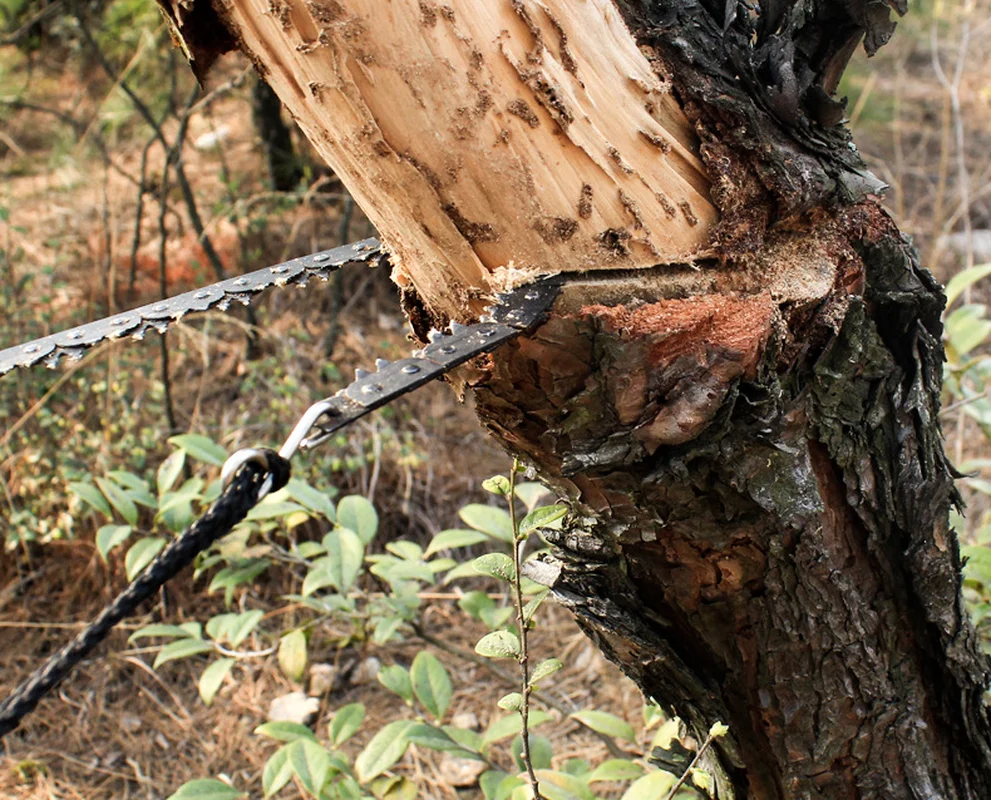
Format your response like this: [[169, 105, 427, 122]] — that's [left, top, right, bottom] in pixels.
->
[[427, 329, 442, 342], [479, 313, 495, 323], [449, 321, 467, 334], [375, 358, 390, 371], [355, 368, 371, 380]]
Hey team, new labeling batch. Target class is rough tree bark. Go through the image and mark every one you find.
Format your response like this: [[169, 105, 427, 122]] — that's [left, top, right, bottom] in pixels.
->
[[156, 0, 991, 796]]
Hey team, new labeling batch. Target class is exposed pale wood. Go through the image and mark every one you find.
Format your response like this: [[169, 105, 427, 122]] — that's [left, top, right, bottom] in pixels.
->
[[189, 0, 716, 318]]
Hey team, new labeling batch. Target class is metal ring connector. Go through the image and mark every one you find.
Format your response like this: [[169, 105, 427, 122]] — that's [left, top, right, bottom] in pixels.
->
[[221, 447, 273, 497]]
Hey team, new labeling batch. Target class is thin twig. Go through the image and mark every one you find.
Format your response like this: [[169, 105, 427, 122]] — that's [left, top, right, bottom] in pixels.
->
[[411, 621, 627, 759], [324, 194, 354, 356], [509, 459, 544, 799], [662, 726, 723, 800], [157, 144, 179, 434], [0, 346, 109, 449], [76, 11, 228, 282], [0, 0, 64, 46]]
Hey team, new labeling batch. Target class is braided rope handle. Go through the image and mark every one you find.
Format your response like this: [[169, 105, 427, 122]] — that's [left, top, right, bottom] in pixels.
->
[[0, 449, 290, 739]]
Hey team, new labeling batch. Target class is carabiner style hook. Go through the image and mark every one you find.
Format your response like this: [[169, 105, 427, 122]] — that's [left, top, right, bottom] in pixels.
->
[[221, 398, 340, 498]]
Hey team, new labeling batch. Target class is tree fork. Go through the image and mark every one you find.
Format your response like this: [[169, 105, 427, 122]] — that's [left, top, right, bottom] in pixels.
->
[[156, 0, 991, 795]]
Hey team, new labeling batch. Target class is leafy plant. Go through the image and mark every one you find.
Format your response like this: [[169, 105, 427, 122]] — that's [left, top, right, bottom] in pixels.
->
[[942, 262, 991, 652], [148, 464, 717, 800]]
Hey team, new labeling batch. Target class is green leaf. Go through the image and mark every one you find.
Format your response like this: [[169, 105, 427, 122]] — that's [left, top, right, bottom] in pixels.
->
[[262, 746, 293, 798], [587, 760, 645, 783], [387, 540, 423, 561], [96, 524, 132, 562], [441, 724, 484, 754], [642, 703, 665, 731], [96, 476, 138, 526], [531, 769, 594, 800], [511, 736, 554, 772], [473, 553, 515, 582], [482, 475, 512, 495], [475, 631, 520, 659], [946, 262, 991, 308], [569, 710, 636, 743], [354, 720, 415, 783], [205, 613, 235, 643], [482, 711, 552, 745], [372, 775, 417, 800], [199, 658, 235, 706], [157, 478, 201, 531], [619, 769, 677, 800], [125, 537, 166, 581], [337, 495, 378, 544], [287, 478, 336, 520], [530, 658, 563, 685], [479, 606, 515, 631], [405, 723, 482, 758], [329, 703, 365, 746], [497, 692, 522, 711], [963, 545, 991, 586], [522, 592, 548, 625], [246, 500, 309, 522], [278, 630, 308, 683], [296, 541, 326, 560], [458, 505, 514, 542], [288, 738, 333, 797], [372, 616, 404, 645], [157, 449, 187, 497], [69, 481, 112, 518], [209, 560, 270, 606], [480, 771, 519, 800], [518, 505, 567, 537], [369, 558, 435, 585], [442, 560, 484, 584], [302, 567, 335, 598], [129, 624, 196, 643], [458, 590, 497, 620], [320, 527, 366, 593], [514, 482, 549, 511], [337, 774, 363, 800], [498, 776, 526, 800], [169, 434, 227, 466], [254, 721, 318, 742], [562, 759, 591, 777], [946, 304, 991, 356], [425, 529, 490, 558], [153, 639, 215, 669], [108, 472, 157, 508], [410, 651, 452, 721], [378, 664, 414, 704], [227, 610, 265, 647], [166, 778, 245, 800]]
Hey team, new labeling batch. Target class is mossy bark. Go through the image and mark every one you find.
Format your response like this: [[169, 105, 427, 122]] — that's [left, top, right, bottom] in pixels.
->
[[160, 0, 991, 795]]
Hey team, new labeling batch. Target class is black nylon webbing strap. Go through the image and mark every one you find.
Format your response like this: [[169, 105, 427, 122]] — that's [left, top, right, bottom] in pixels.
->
[[0, 450, 290, 739]]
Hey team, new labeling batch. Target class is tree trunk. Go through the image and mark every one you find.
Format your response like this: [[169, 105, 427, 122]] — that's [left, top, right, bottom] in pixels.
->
[[156, 0, 991, 796], [251, 76, 304, 191]]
